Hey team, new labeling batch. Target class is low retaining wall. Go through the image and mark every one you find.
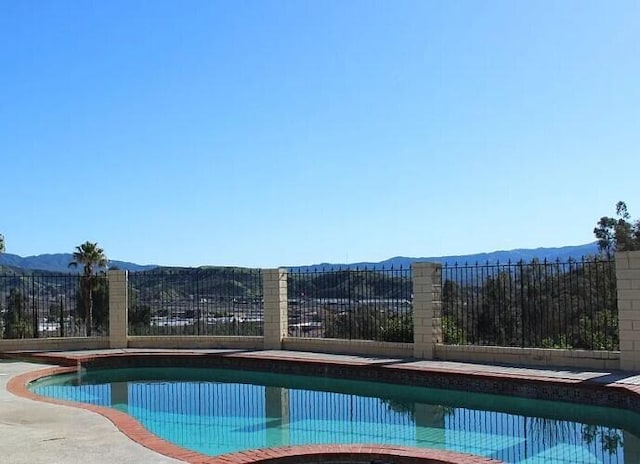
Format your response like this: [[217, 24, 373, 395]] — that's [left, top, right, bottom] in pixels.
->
[[127, 335, 263, 350], [436, 344, 621, 370], [283, 336, 412, 358], [0, 337, 109, 352], [0, 335, 622, 370]]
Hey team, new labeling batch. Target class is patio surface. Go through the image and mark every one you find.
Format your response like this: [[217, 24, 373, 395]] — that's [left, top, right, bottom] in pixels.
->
[[2, 349, 640, 463], [0, 359, 182, 464]]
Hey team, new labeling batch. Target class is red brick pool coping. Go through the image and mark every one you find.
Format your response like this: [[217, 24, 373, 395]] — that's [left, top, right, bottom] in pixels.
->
[[5, 354, 507, 464]]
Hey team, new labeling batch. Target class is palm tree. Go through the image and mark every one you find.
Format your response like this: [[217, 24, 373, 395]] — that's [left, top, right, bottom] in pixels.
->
[[69, 241, 108, 336]]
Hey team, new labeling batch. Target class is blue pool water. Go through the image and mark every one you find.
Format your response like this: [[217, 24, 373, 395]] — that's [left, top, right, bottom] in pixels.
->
[[30, 367, 640, 463]]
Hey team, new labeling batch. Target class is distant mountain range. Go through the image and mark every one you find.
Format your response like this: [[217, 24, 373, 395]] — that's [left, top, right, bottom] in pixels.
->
[[0, 243, 600, 273], [0, 253, 157, 273], [292, 242, 601, 271]]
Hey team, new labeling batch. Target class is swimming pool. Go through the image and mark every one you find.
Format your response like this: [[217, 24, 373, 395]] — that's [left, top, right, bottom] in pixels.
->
[[30, 366, 640, 464]]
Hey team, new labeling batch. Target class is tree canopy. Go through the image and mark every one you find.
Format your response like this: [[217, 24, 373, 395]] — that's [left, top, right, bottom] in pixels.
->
[[68, 242, 108, 276], [594, 201, 640, 255], [0, 233, 5, 253], [68, 241, 108, 336]]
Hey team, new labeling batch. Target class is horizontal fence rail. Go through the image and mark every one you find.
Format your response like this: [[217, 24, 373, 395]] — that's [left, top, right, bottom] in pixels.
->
[[287, 267, 413, 342], [441, 258, 618, 350], [0, 271, 109, 339], [128, 267, 263, 336]]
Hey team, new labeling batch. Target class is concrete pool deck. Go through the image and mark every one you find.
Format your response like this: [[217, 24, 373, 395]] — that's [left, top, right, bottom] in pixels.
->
[[0, 359, 183, 464], [2, 349, 640, 463]]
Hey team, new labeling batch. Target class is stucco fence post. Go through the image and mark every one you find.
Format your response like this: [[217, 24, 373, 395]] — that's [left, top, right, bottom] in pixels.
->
[[263, 268, 288, 350], [616, 250, 640, 371], [412, 262, 442, 360], [108, 270, 129, 349]]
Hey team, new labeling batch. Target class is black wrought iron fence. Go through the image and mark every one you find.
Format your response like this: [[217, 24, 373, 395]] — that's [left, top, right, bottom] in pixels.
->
[[287, 267, 413, 342], [0, 271, 109, 338], [128, 267, 263, 336], [441, 258, 618, 350]]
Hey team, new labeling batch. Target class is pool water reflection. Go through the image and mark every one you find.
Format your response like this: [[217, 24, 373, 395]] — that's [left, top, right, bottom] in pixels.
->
[[30, 367, 640, 464]]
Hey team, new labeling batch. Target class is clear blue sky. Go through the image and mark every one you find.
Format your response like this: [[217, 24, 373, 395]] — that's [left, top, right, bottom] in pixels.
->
[[1, 0, 638, 267]]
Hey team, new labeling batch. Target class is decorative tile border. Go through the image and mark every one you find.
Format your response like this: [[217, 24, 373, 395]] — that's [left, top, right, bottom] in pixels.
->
[[53, 350, 640, 412]]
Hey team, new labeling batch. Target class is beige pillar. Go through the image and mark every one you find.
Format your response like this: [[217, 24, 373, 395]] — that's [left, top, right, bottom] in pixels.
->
[[616, 251, 640, 371], [263, 268, 288, 350], [412, 262, 442, 359], [108, 270, 129, 349]]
